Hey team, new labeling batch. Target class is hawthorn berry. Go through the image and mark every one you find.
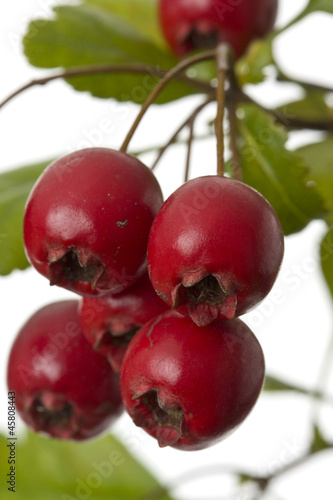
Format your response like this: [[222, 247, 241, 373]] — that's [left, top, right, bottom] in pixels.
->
[[148, 176, 284, 327], [120, 310, 265, 451], [78, 273, 169, 372], [23, 147, 163, 297], [7, 300, 123, 441], [159, 0, 278, 59]]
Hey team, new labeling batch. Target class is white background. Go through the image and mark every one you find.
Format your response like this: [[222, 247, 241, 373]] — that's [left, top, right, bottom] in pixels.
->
[[1, 1, 333, 499]]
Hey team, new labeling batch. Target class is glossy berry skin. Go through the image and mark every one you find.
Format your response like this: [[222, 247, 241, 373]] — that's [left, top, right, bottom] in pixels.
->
[[120, 310, 265, 451], [148, 176, 284, 327], [159, 0, 278, 59], [23, 148, 163, 297], [7, 300, 123, 441], [78, 273, 169, 372]]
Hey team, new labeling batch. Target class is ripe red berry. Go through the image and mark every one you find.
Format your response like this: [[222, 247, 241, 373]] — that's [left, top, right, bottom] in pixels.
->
[[23, 148, 163, 297], [78, 273, 169, 372], [120, 310, 265, 451], [148, 176, 284, 327], [159, 0, 278, 59], [7, 300, 123, 441]]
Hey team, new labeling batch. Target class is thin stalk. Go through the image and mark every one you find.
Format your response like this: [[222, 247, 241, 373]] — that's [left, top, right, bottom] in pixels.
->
[[227, 100, 242, 181], [215, 43, 229, 176], [119, 49, 216, 153], [185, 117, 195, 182], [151, 96, 214, 170]]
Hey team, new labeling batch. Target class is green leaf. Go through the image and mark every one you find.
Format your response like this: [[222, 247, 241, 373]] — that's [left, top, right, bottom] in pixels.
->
[[236, 38, 275, 86], [320, 227, 333, 299], [83, 0, 166, 50], [23, 3, 205, 104], [276, 91, 333, 126], [0, 161, 50, 276], [304, 0, 333, 16], [297, 136, 333, 225], [0, 431, 173, 499], [229, 104, 328, 235]]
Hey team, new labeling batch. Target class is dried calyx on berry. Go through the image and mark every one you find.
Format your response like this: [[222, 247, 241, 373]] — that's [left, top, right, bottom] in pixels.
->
[[78, 273, 169, 372]]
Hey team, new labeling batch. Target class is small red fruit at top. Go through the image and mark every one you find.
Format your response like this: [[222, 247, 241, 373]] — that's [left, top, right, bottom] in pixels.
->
[[7, 300, 123, 441], [120, 310, 265, 451], [159, 0, 278, 59], [23, 148, 163, 297], [148, 176, 284, 326]]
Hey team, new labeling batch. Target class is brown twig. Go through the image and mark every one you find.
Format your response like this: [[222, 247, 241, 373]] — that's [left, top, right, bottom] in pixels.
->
[[276, 71, 333, 94], [236, 88, 333, 131], [0, 63, 213, 110]]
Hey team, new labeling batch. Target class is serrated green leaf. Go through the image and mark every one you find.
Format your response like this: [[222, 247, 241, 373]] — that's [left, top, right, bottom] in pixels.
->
[[297, 136, 333, 225], [236, 38, 275, 86], [0, 161, 51, 276], [0, 431, 173, 500], [83, 0, 166, 49], [23, 3, 206, 104], [229, 104, 328, 235]]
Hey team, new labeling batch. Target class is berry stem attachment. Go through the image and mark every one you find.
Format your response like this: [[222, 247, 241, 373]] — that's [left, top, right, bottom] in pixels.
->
[[214, 43, 229, 177], [120, 50, 216, 153]]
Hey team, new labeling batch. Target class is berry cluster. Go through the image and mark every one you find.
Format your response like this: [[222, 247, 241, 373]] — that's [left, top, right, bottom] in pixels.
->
[[7, 147, 283, 449], [6, 0, 283, 450]]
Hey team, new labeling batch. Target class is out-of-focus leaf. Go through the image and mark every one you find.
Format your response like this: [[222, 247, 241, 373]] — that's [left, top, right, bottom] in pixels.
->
[[236, 38, 275, 86], [228, 104, 327, 235], [264, 375, 307, 393], [310, 425, 331, 454], [304, 0, 333, 16], [297, 136, 333, 224], [23, 3, 210, 104], [320, 227, 333, 299], [0, 161, 51, 275], [276, 91, 333, 127], [0, 431, 173, 499], [83, 0, 166, 49]]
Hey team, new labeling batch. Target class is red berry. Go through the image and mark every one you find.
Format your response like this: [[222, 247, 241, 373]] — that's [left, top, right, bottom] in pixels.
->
[[159, 0, 278, 59], [78, 273, 169, 372], [23, 148, 163, 297], [120, 310, 265, 451], [148, 176, 284, 327], [7, 300, 123, 441]]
